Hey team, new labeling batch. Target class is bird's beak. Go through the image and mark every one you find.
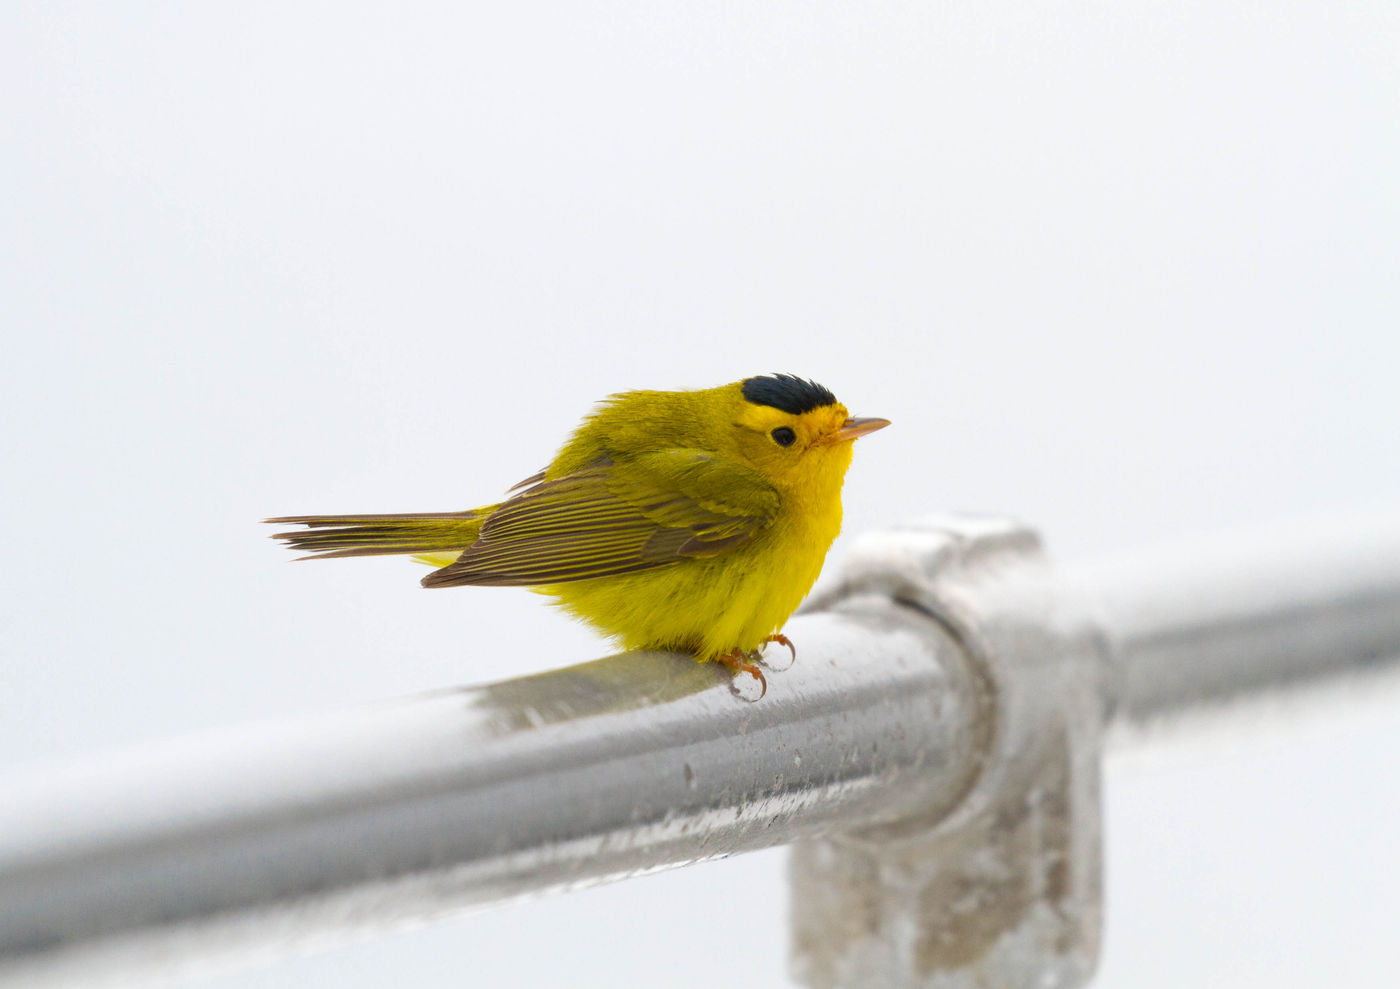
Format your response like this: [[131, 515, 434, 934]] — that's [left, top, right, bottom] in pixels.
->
[[824, 416, 891, 444]]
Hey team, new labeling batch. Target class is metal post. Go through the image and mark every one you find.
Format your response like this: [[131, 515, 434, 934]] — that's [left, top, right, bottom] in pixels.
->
[[789, 518, 1108, 989]]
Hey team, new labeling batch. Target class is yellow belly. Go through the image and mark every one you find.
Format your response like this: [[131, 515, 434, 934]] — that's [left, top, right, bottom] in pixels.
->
[[542, 508, 838, 660]]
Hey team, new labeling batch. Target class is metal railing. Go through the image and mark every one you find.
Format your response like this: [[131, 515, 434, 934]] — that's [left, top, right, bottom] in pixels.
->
[[2, 513, 1399, 987]]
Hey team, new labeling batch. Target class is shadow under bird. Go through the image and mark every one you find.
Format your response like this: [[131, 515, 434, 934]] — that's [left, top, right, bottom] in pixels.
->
[[267, 373, 889, 696]]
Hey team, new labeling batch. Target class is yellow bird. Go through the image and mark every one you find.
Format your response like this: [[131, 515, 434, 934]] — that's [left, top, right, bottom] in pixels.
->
[[267, 374, 888, 695]]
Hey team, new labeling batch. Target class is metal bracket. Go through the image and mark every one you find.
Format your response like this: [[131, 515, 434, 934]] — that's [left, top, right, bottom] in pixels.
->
[[792, 516, 1110, 988]]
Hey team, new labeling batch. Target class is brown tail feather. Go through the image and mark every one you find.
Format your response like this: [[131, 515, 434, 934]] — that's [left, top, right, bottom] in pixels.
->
[[266, 510, 487, 560]]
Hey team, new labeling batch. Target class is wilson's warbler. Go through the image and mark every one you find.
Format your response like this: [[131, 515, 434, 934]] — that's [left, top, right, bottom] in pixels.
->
[[267, 374, 888, 695]]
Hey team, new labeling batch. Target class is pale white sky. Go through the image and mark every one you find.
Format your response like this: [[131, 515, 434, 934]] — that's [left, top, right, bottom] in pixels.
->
[[3, 2, 1398, 986]]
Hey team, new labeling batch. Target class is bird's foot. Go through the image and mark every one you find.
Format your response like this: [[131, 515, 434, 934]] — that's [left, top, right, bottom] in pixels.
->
[[760, 633, 796, 669], [716, 648, 768, 700]]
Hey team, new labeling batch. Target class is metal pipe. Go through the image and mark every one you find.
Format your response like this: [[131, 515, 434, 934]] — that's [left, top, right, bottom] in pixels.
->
[[3, 514, 1400, 986], [0, 600, 982, 987], [1077, 514, 1400, 726]]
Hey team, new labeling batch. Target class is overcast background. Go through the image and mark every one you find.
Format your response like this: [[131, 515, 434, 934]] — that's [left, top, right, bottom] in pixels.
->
[[3, 2, 1398, 986]]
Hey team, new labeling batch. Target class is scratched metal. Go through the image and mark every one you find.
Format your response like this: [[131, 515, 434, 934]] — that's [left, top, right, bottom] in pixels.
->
[[0, 599, 979, 987]]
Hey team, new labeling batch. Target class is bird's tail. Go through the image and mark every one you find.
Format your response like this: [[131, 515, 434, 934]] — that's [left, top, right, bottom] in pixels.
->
[[265, 510, 489, 562]]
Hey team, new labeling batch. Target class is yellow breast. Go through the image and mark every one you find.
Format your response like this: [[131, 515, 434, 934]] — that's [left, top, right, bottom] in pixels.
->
[[545, 450, 847, 660]]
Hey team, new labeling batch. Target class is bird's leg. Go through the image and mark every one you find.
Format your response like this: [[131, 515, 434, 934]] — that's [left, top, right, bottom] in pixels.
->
[[759, 633, 796, 667], [716, 648, 768, 700]]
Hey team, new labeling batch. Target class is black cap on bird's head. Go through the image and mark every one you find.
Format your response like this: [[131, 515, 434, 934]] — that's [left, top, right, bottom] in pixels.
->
[[738, 373, 890, 447], [740, 374, 838, 415]]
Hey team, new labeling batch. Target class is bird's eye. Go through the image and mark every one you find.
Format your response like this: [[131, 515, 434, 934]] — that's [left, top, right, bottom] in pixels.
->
[[771, 426, 797, 447]]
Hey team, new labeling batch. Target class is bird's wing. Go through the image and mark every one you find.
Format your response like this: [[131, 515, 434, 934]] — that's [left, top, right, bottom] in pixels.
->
[[421, 451, 779, 587]]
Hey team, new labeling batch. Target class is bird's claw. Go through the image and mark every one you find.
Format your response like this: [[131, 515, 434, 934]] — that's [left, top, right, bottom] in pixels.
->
[[737, 660, 768, 700], [760, 633, 796, 668], [717, 649, 768, 700], [716, 635, 796, 698]]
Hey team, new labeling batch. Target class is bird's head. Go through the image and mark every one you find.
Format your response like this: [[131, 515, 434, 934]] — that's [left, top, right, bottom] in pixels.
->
[[724, 374, 889, 497]]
